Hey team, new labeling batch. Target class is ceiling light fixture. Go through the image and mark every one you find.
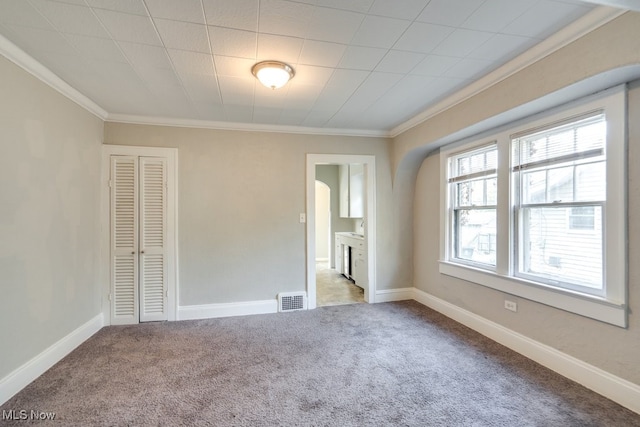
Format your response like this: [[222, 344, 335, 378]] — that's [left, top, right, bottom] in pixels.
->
[[251, 61, 295, 90]]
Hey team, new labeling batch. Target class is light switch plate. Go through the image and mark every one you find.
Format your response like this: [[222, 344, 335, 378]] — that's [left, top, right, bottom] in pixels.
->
[[299, 213, 306, 223]]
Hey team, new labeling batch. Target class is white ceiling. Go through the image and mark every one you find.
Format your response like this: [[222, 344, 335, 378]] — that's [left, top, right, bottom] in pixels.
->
[[0, 0, 622, 135]]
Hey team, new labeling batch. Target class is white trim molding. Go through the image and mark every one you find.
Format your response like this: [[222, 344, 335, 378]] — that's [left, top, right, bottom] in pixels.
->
[[0, 34, 107, 120], [375, 288, 414, 303], [0, 314, 103, 406], [412, 288, 640, 415], [178, 300, 278, 321], [106, 114, 388, 138]]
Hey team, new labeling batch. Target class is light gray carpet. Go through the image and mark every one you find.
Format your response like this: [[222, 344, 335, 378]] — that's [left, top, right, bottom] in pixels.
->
[[2, 301, 639, 426]]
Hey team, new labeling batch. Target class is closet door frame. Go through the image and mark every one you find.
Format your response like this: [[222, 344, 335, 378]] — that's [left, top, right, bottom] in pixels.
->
[[101, 145, 178, 325]]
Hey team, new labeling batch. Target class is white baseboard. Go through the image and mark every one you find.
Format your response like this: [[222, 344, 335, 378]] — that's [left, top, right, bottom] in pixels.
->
[[375, 287, 414, 303], [412, 288, 640, 415], [178, 299, 278, 321], [0, 313, 104, 406]]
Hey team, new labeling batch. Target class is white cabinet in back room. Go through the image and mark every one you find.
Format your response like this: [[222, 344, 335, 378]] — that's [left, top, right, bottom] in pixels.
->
[[339, 164, 364, 218], [334, 232, 366, 288]]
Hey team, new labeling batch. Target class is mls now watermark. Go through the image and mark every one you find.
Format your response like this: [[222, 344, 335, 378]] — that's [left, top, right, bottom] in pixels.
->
[[2, 410, 56, 421]]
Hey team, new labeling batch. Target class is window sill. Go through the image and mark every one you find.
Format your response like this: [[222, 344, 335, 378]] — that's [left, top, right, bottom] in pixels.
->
[[439, 261, 627, 327]]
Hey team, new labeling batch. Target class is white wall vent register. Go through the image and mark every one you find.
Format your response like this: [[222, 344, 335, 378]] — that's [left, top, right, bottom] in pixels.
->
[[278, 292, 307, 312]]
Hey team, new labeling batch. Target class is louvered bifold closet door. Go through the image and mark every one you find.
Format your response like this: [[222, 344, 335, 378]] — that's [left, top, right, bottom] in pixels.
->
[[110, 156, 139, 325], [139, 157, 168, 322]]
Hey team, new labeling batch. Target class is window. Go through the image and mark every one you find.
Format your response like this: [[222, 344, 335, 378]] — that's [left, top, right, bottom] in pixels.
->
[[512, 114, 605, 294], [448, 145, 497, 267], [440, 86, 627, 327]]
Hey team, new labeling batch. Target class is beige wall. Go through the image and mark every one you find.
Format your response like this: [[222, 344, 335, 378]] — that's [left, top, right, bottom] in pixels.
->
[[0, 57, 103, 379], [103, 124, 403, 305], [405, 14, 640, 386]]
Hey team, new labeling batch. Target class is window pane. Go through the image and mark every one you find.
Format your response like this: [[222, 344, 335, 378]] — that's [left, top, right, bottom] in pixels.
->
[[486, 177, 497, 205], [547, 166, 574, 202], [576, 162, 605, 201], [522, 170, 546, 204], [455, 209, 496, 266], [520, 206, 602, 290], [470, 179, 485, 205]]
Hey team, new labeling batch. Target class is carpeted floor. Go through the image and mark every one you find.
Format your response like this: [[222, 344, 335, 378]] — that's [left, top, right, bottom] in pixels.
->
[[2, 301, 639, 426]]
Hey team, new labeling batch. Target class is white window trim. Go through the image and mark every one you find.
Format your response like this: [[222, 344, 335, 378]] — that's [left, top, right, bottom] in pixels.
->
[[439, 85, 627, 327]]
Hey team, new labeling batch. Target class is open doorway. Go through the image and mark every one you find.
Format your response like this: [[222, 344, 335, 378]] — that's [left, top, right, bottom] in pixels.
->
[[314, 177, 364, 307], [306, 154, 376, 310]]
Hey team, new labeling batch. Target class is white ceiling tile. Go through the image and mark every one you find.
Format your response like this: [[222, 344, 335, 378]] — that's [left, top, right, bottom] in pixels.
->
[[461, 0, 536, 32], [301, 110, 333, 127], [145, 0, 205, 24], [468, 33, 536, 62], [65, 33, 128, 62], [306, 7, 364, 44], [445, 57, 494, 79], [85, 0, 148, 15], [214, 55, 255, 78], [252, 106, 285, 123], [326, 69, 369, 91], [257, 34, 303, 65], [29, 0, 111, 38], [278, 108, 308, 126], [410, 54, 460, 76], [223, 105, 254, 121], [181, 72, 222, 104], [202, 0, 259, 32], [46, 0, 89, 5], [432, 28, 494, 57], [0, 0, 55, 29], [393, 22, 454, 54], [284, 84, 322, 109], [369, 0, 430, 20], [209, 26, 256, 59], [313, 0, 374, 13], [299, 40, 347, 67], [291, 65, 334, 86], [339, 71, 402, 112], [94, 9, 162, 45], [351, 15, 411, 49], [416, 0, 484, 27], [218, 76, 255, 105], [3, 25, 76, 55], [337, 46, 386, 70], [259, 0, 313, 38], [313, 85, 355, 111], [254, 86, 287, 108], [168, 49, 215, 75], [375, 50, 425, 74], [154, 19, 210, 53], [36, 51, 98, 82], [502, 1, 592, 38], [192, 101, 225, 120], [118, 41, 173, 69], [134, 66, 182, 88]]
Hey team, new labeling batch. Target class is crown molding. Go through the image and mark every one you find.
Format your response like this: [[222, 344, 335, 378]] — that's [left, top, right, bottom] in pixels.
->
[[0, 33, 108, 120], [389, 6, 627, 138], [106, 114, 390, 138]]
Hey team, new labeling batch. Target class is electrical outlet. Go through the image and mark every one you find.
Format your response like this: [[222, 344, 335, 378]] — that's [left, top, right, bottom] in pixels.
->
[[504, 300, 518, 312]]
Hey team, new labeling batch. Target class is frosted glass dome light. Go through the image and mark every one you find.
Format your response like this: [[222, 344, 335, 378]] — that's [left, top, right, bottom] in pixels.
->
[[252, 61, 295, 90]]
